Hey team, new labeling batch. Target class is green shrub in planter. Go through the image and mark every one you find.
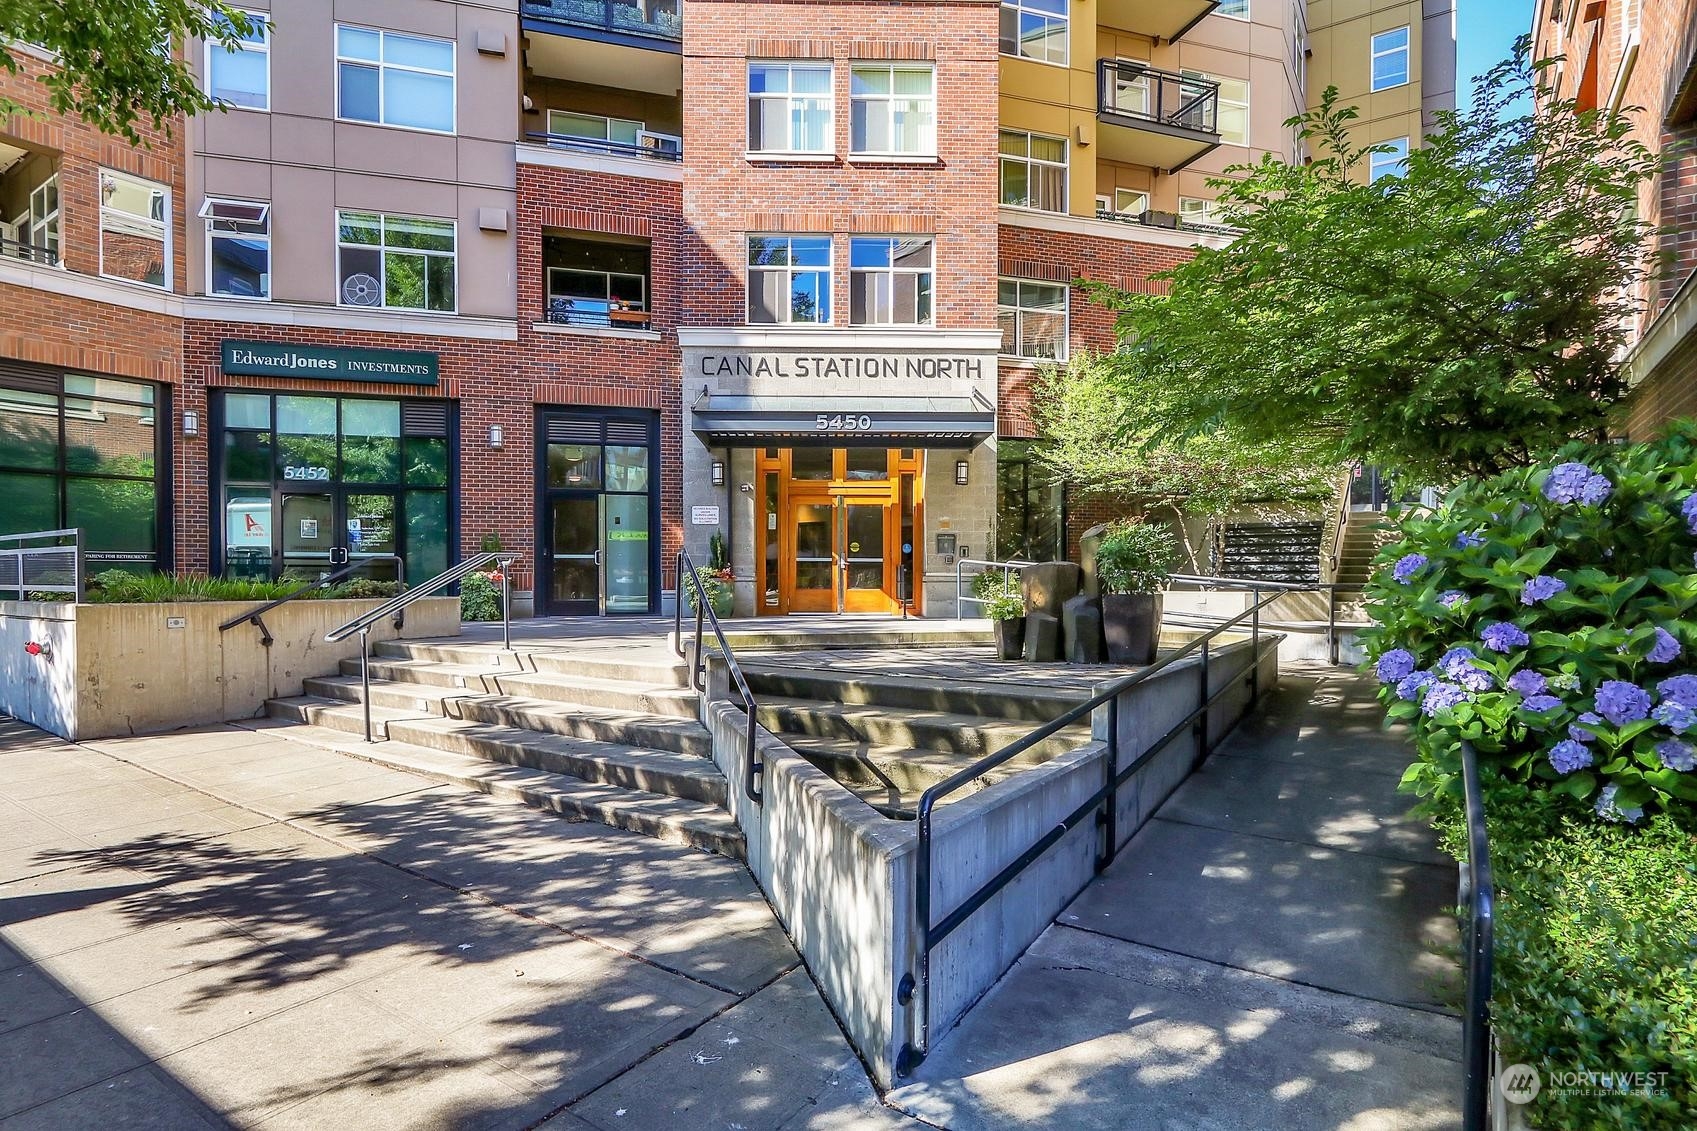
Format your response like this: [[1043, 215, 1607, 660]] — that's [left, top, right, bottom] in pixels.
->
[[1096, 519, 1175, 664], [1363, 424, 1697, 817], [460, 571, 501, 622]]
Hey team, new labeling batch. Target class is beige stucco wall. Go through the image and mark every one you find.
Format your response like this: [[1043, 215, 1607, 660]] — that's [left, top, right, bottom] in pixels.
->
[[0, 596, 460, 740], [186, 0, 521, 318]]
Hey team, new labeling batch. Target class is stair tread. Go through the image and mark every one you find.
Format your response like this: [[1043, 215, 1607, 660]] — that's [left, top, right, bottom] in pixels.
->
[[307, 676, 707, 730], [388, 713, 722, 778], [491, 669, 701, 700], [758, 694, 1092, 736], [778, 732, 1032, 774]]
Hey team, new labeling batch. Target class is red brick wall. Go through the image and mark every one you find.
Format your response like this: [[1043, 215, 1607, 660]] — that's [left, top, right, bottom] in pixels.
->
[[680, 1, 1000, 329]]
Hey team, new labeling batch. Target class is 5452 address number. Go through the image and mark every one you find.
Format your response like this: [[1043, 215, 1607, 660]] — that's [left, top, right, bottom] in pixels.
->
[[815, 414, 874, 431]]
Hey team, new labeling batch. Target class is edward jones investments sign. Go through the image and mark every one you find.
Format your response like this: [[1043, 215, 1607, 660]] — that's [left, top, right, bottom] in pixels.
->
[[221, 340, 439, 386]]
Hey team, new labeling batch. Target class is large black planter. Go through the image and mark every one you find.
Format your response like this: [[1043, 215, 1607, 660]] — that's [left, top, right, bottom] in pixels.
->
[[1102, 592, 1163, 665], [994, 617, 1026, 660]]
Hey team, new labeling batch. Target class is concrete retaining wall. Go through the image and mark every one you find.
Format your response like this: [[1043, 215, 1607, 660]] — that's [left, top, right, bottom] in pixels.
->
[[0, 597, 460, 740], [704, 632, 1280, 1088]]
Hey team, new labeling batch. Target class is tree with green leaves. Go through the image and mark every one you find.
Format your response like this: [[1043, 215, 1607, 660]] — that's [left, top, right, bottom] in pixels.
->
[[1, 1, 258, 143], [1078, 40, 1659, 483]]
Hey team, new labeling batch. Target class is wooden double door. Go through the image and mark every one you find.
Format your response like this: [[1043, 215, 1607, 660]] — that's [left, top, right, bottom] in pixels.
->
[[759, 448, 921, 616]]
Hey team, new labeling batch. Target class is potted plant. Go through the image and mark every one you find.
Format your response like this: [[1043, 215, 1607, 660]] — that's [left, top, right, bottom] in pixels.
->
[[1096, 519, 1175, 664], [985, 590, 1027, 660]]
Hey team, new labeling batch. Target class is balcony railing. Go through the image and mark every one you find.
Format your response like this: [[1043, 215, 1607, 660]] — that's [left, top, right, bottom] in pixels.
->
[[1094, 208, 1238, 238], [1097, 61, 1219, 136], [1, 235, 59, 268], [521, 0, 681, 43], [523, 130, 682, 162], [545, 300, 653, 331]]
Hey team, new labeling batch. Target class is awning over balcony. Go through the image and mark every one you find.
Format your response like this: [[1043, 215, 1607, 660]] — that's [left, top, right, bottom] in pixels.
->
[[1096, 61, 1222, 173], [690, 393, 995, 448], [1097, 0, 1218, 43]]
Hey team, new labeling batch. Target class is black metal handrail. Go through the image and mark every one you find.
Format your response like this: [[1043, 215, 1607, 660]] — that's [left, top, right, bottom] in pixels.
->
[[524, 130, 682, 162], [673, 550, 762, 804], [1169, 573, 1345, 666], [521, 0, 682, 42], [1459, 740, 1495, 1131], [1097, 60, 1220, 135], [218, 554, 406, 646], [1, 234, 60, 267], [899, 579, 1312, 1076], [325, 551, 515, 743]]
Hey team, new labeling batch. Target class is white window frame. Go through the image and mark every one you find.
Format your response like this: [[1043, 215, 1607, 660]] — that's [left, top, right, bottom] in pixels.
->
[[200, 197, 271, 300], [1183, 70, 1248, 145], [999, 0, 1069, 68], [27, 174, 60, 263], [999, 129, 1068, 214], [335, 210, 458, 314], [1217, 0, 1250, 18], [746, 235, 832, 326], [1369, 137, 1410, 183], [98, 169, 172, 290], [1370, 26, 1411, 92], [547, 109, 643, 147], [204, 8, 270, 112], [1178, 196, 1221, 226], [1112, 188, 1149, 215], [997, 278, 1068, 362], [849, 236, 934, 326], [335, 24, 457, 135], [849, 63, 936, 157], [747, 62, 834, 156]]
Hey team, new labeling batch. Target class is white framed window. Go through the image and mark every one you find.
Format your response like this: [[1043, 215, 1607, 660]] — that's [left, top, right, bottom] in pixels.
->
[[336, 210, 456, 313], [206, 9, 269, 111], [548, 266, 646, 317], [1369, 137, 1409, 182], [850, 65, 936, 156], [99, 170, 171, 289], [747, 235, 831, 325], [548, 110, 642, 147], [27, 175, 60, 262], [336, 25, 456, 134], [1183, 70, 1248, 144], [1218, 0, 1250, 17], [1107, 59, 1150, 117], [748, 63, 832, 154], [200, 197, 270, 299], [1371, 26, 1410, 91], [1178, 196, 1222, 225], [1112, 188, 1149, 215], [1000, 129, 1067, 213], [1000, 1, 1068, 67], [997, 279, 1067, 361], [850, 237, 933, 325]]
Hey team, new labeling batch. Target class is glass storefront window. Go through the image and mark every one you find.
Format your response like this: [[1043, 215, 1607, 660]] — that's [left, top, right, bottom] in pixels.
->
[[845, 449, 888, 480], [791, 448, 832, 480], [0, 388, 62, 470], [0, 471, 60, 535], [224, 393, 271, 429], [548, 444, 603, 489], [404, 490, 448, 581], [276, 395, 339, 482], [224, 428, 271, 481], [405, 437, 448, 486], [225, 489, 272, 578], [63, 398, 156, 477], [605, 445, 649, 493], [67, 476, 156, 556], [341, 399, 401, 483]]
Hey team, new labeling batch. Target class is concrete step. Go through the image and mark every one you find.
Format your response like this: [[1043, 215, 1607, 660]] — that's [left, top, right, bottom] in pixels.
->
[[372, 639, 692, 688], [740, 667, 1081, 725], [266, 695, 427, 739], [725, 625, 993, 651], [756, 696, 1089, 761], [336, 661, 702, 719], [249, 720, 744, 859], [779, 733, 1025, 796]]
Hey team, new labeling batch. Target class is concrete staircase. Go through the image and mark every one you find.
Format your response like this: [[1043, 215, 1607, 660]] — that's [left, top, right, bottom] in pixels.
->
[[1331, 513, 1399, 619], [261, 639, 745, 858], [741, 664, 1094, 818]]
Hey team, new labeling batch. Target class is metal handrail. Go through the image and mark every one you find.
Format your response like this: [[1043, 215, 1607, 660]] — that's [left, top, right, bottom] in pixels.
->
[[1327, 467, 1355, 579], [1097, 60, 1221, 135], [1169, 573, 1344, 666], [218, 554, 406, 646], [673, 549, 763, 804], [1459, 740, 1495, 1131], [523, 130, 682, 162], [954, 557, 1038, 618], [0, 234, 60, 267], [325, 551, 515, 743], [899, 579, 1314, 1075], [0, 528, 84, 601]]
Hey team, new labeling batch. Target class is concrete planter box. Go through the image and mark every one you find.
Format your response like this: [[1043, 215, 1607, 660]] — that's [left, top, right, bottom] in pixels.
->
[[0, 597, 461, 740], [705, 631, 1279, 1087]]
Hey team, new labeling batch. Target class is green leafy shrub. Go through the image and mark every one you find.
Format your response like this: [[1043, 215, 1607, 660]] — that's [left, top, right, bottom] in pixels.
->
[[984, 592, 1025, 621], [1433, 784, 1697, 1129], [82, 570, 404, 604], [331, 578, 401, 600], [1095, 519, 1175, 595], [460, 571, 501, 622], [1363, 425, 1697, 817], [972, 569, 1021, 602]]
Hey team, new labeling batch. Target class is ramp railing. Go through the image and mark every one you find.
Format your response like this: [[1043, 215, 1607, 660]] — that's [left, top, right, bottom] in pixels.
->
[[1459, 740, 1496, 1131], [0, 529, 84, 602], [673, 549, 763, 804]]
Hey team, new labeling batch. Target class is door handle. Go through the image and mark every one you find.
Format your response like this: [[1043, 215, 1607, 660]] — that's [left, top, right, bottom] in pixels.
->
[[594, 550, 603, 565]]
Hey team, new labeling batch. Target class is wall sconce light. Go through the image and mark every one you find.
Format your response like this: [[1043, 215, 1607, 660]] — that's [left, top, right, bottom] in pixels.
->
[[488, 425, 504, 448], [954, 459, 970, 486], [182, 410, 200, 437], [711, 459, 726, 487]]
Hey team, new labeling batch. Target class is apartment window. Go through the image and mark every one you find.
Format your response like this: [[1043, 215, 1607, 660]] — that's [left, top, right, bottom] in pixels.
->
[[997, 279, 1067, 360], [1371, 27, 1410, 91], [99, 170, 170, 289], [336, 25, 455, 133], [544, 233, 650, 328], [1370, 137, 1410, 182], [336, 211, 455, 313], [748, 63, 832, 154], [548, 110, 640, 147], [1108, 189, 1149, 216], [201, 198, 270, 299], [850, 237, 933, 326], [851, 65, 936, 156], [1218, 0, 1250, 16], [1184, 70, 1248, 144], [1000, 1, 1068, 66], [1000, 129, 1066, 213], [748, 236, 830, 325], [206, 9, 269, 110], [1178, 197, 1221, 226], [25, 176, 60, 261]]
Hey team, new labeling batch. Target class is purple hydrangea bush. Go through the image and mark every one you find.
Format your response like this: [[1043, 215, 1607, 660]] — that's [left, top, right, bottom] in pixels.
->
[[1363, 430, 1697, 818]]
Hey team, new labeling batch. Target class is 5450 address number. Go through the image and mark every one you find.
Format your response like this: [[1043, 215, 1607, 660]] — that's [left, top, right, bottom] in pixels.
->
[[815, 414, 874, 431]]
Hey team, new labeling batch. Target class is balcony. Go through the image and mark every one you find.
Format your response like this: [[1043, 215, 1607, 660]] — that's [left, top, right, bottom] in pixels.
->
[[1097, 0, 1218, 44], [1093, 208, 1238, 240], [522, 0, 680, 49], [541, 232, 654, 333], [1095, 62, 1221, 173], [523, 129, 681, 162], [0, 139, 61, 269]]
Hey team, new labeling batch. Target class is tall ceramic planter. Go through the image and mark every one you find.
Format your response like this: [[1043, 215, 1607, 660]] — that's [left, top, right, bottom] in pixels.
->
[[994, 617, 1026, 660], [1102, 592, 1163, 664]]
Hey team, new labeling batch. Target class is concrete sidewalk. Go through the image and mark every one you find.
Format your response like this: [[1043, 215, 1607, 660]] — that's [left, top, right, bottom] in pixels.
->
[[889, 665, 1465, 1131], [0, 715, 919, 1130]]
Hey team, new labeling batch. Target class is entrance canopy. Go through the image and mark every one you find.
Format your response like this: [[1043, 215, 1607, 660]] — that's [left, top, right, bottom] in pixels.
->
[[690, 392, 995, 448]]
